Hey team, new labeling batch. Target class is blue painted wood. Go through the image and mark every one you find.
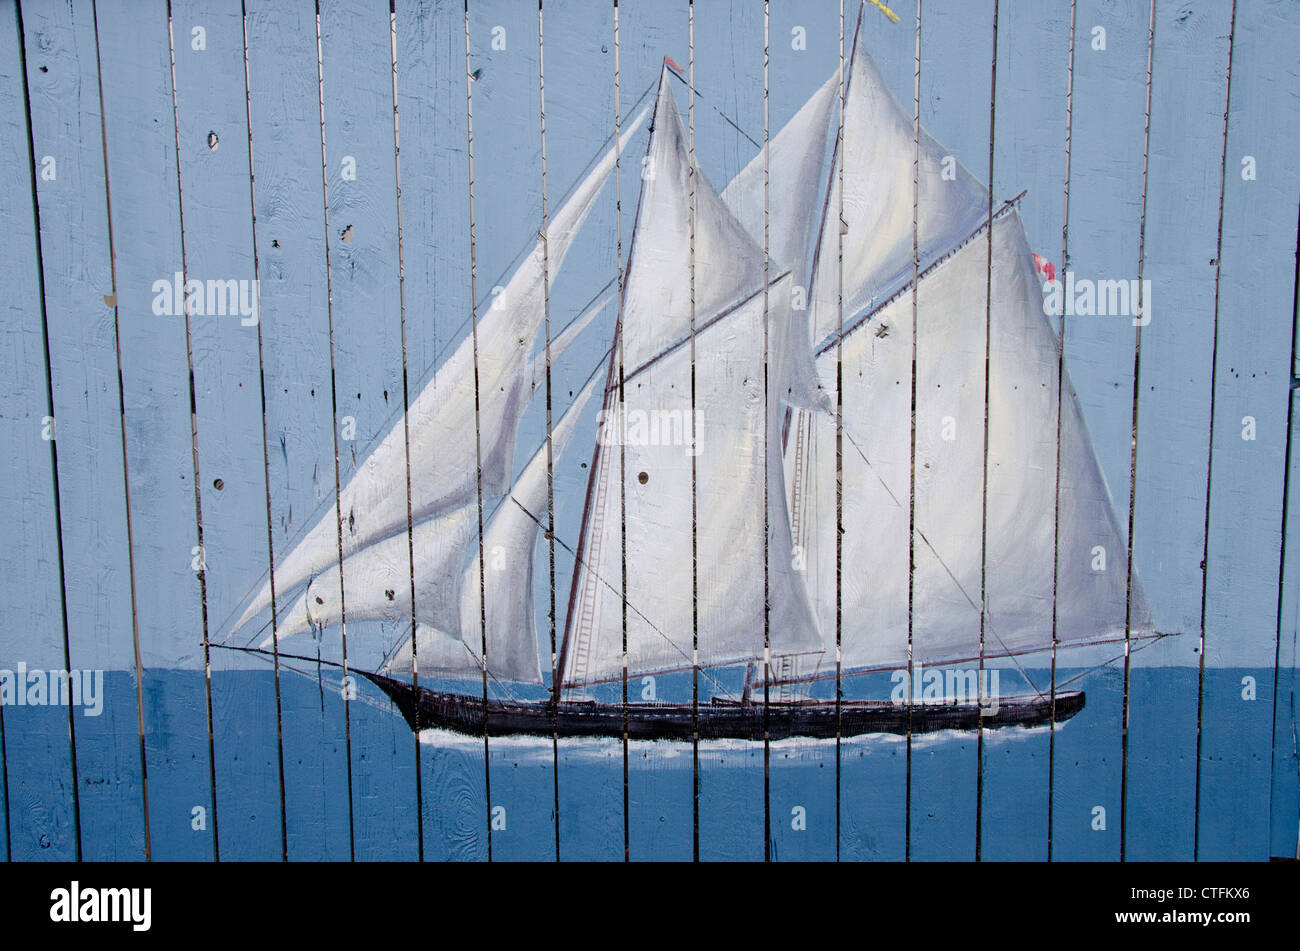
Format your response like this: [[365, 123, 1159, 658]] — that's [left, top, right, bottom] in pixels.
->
[[1049, 0, 1151, 862], [912, 0, 989, 862], [0, 0, 76, 864], [1274, 383, 1299, 859], [765, 0, 841, 863], [1125, 0, 1233, 862], [392, 0, 487, 861], [20, 0, 148, 861], [0, 0, 1296, 864], [692, 0, 772, 864], [95, 0, 215, 862], [615, 0, 697, 862], [1199, 0, 1299, 861], [240, 0, 346, 861], [982, 0, 1072, 863], [466, 0, 553, 862], [538, 0, 635, 862], [166, 0, 264, 861], [317, 0, 419, 863], [835, 0, 911, 865]]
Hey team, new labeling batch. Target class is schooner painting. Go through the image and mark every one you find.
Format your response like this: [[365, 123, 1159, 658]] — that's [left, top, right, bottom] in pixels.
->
[[222, 21, 1152, 740], [3, 0, 1296, 864]]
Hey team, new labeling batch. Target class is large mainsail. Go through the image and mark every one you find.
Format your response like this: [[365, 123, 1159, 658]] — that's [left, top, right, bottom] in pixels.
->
[[560, 72, 822, 689], [232, 108, 649, 634]]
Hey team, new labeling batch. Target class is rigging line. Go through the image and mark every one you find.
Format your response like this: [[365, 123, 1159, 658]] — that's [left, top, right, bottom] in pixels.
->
[[756, 630, 1172, 689], [1054, 632, 1176, 692], [839, 426, 1043, 698], [663, 61, 761, 151]]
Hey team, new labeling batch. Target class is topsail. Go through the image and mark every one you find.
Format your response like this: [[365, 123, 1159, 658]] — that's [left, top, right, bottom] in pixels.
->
[[231, 108, 649, 634]]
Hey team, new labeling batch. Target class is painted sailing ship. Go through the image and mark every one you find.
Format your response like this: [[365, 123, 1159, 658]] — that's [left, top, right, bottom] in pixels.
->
[[223, 22, 1158, 740]]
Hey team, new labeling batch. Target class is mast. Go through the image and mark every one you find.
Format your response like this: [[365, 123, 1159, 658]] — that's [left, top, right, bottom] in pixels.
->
[[555, 66, 668, 697]]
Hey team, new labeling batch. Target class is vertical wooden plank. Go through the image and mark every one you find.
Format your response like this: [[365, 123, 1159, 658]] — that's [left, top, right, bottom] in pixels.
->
[[1200, 0, 1299, 861], [544, 0, 633, 862], [1124, 0, 1232, 862], [392, 0, 487, 862], [829, 0, 913, 863], [241, 0, 349, 861], [0, 0, 76, 863], [95, 0, 217, 861], [317, 0, 418, 863], [464, 0, 550, 861], [167, 0, 269, 863], [617, 0, 694, 862], [764, 0, 840, 864], [21, 0, 150, 862], [1049, 0, 1150, 862], [1273, 344, 1300, 859], [981, 0, 1070, 863], [691, 0, 768, 863], [911, 0, 989, 862]]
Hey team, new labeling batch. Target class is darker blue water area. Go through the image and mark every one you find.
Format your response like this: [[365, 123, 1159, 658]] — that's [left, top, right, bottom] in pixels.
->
[[1124, 666, 1199, 861], [2, 702, 76, 861], [1272, 664, 1298, 859], [141, 670, 217, 860], [1197, 668, 1275, 860], [0, 666, 1293, 860]]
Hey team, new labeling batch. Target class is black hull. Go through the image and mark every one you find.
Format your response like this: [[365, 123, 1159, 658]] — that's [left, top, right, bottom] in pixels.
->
[[361, 672, 1084, 740]]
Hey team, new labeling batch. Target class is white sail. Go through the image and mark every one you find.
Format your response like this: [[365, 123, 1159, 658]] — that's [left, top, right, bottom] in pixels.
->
[[808, 33, 987, 349], [386, 374, 601, 683], [789, 210, 1152, 672], [232, 110, 648, 636], [721, 68, 840, 412], [561, 72, 822, 687], [261, 291, 613, 648], [619, 76, 767, 371]]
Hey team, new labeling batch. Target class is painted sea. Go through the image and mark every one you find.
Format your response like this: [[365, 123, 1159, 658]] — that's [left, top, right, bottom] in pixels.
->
[[1, 664, 1291, 861]]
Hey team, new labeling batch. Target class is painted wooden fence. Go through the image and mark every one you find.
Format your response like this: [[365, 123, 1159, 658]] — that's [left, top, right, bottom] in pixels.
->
[[0, 0, 1297, 861]]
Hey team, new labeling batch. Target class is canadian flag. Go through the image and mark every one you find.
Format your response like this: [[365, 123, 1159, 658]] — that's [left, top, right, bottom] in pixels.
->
[[1032, 253, 1056, 284]]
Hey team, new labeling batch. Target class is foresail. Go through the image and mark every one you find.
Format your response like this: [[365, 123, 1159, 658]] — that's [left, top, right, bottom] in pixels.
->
[[230, 107, 649, 637], [386, 374, 601, 684], [721, 68, 840, 412], [788, 211, 1152, 673]]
